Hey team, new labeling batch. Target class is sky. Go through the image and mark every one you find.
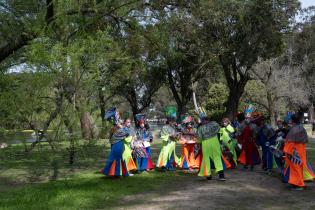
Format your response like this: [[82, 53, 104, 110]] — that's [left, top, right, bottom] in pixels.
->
[[300, 0, 315, 8]]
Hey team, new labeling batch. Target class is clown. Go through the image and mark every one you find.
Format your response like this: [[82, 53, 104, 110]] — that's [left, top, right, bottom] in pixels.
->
[[197, 111, 228, 180], [122, 118, 138, 174], [219, 118, 238, 168], [282, 114, 315, 190], [253, 114, 277, 173], [236, 112, 261, 170], [102, 108, 130, 177], [178, 115, 200, 171], [134, 114, 155, 172], [156, 106, 181, 171]]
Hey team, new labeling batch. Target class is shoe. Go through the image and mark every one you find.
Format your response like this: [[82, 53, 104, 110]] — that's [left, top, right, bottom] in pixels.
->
[[206, 175, 212, 180], [218, 171, 226, 181], [290, 186, 304, 191], [219, 177, 226, 181], [129, 173, 135, 176]]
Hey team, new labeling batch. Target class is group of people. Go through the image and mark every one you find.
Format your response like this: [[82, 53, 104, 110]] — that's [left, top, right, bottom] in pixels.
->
[[102, 106, 315, 190]]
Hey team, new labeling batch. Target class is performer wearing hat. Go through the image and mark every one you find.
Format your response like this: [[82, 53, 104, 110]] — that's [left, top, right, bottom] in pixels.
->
[[178, 115, 200, 171], [254, 115, 277, 173], [103, 108, 130, 177], [282, 114, 315, 190], [197, 111, 228, 180], [134, 114, 155, 172], [122, 118, 138, 174], [236, 113, 261, 170], [273, 120, 288, 168], [156, 106, 180, 171], [219, 118, 238, 168]]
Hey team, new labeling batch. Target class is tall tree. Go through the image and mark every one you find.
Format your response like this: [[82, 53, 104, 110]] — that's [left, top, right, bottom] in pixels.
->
[[247, 55, 309, 127], [197, 0, 300, 119]]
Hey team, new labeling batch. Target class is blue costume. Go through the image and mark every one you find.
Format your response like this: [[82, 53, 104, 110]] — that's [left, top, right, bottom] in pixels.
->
[[256, 125, 277, 171]]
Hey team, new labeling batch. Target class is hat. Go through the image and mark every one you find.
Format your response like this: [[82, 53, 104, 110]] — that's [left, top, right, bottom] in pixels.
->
[[105, 107, 120, 124], [236, 112, 245, 122], [251, 112, 264, 124], [164, 105, 177, 119], [198, 107, 207, 120], [180, 115, 193, 124], [135, 114, 146, 124]]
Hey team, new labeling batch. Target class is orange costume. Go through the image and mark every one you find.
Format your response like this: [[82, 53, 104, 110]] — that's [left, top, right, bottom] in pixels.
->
[[282, 124, 315, 187], [179, 127, 201, 169]]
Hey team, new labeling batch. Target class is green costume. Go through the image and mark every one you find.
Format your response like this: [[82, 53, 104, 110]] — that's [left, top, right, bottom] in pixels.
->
[[157, 124, 180, 169], [122, 127, 137, 172], [197, 121, 223, 177], [219, 124, 238, 165]]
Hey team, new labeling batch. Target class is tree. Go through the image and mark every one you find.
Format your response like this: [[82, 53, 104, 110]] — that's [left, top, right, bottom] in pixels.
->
[[153, 7, 214, 117], [246, 55, 310, 127], [197, 0, 300, 119]]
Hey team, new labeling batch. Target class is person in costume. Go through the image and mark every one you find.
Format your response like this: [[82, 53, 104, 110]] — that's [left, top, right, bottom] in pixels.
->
[[253, 115, 277, 173], [156, 106, 181, 171], [122, 118, 138, 174], [219, 118, 238, 168], [134, 114, 155, 172], [197, 111, 228, 180], [275, 120, 288, 139], [282, 114, 315, 190], [103, 108, 130, 177], [178, 115, 200, 171], [236, 113, 261, 170], [272, 120, 289, 168]]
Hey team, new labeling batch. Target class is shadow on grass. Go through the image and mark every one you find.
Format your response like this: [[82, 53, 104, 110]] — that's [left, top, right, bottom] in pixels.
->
[[0, 170, 190, 210]]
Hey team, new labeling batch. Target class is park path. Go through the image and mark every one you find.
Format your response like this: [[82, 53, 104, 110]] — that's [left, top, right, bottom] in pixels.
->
[[111, 138, 315, 210], [112, 168, 315, 210]]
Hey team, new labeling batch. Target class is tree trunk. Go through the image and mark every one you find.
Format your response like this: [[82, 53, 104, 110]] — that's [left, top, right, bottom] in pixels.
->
[[267, 92, 276, 128], [309, 103, 314, 122], [131, 106, 140, 127], [98, 87, 107, 138], [226, 86, 243, 120], [64, 117, 75, 165], [27, 90, 63, 152], [177, 103, 186, 120], [80, 111, 98, 140]]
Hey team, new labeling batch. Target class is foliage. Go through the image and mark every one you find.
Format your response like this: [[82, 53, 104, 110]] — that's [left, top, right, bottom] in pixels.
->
[[204, 83, 229, 115]]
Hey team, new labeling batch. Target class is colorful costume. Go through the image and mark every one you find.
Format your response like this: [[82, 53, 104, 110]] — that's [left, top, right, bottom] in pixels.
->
[[134, 114, 154, 171], [219, 124, 238, 167], [197, 120, 230, 178], [237, 120, 261, 168], [282, 124, 315, 187], [122, 125, 137, 172], [103, 108, 129, 177], [156, 123, 180, 170], [179, 122, 200, 170], [256, 124, 277, 170], [273, 124, 288, 168]]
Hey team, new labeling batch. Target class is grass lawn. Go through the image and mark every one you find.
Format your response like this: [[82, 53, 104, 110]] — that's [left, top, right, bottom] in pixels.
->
[[1, 139, 315, 210], [0, 140, 188, 210]]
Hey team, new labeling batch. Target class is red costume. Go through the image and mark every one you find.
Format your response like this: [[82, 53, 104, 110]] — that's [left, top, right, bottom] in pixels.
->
[[237, 122, 261, 167]]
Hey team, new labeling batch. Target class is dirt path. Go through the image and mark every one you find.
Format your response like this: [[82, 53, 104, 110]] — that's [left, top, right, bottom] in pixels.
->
[[112, 167, 315, 210], [111, 138, 315, 210]]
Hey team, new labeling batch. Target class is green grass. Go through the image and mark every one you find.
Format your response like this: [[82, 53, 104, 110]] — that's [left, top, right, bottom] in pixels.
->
[[0, 140, 183, 210], [1, 138, 315, 210], [0, 171, 185, 210]]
